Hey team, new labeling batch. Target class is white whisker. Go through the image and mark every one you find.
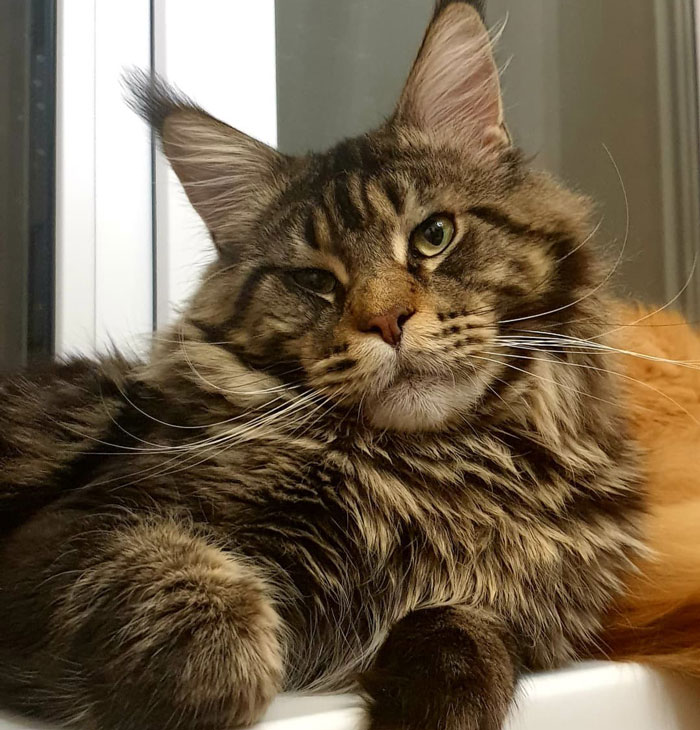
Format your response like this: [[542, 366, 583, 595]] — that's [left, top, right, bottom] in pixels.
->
[[483, 348, 700, 426]]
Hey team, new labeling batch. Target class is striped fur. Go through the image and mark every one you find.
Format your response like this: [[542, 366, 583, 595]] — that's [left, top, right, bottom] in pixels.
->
[[0, 4, 646, 730]]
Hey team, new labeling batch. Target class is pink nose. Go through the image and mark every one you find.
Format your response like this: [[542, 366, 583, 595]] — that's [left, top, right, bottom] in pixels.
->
[[359, 306, 415, 347]]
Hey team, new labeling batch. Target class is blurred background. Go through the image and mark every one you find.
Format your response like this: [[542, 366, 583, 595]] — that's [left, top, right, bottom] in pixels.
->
[[1, 0, 699, 372]]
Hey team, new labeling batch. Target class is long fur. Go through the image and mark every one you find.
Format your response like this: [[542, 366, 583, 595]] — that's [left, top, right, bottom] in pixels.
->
[[0, 4, 661, 730], [596, 305, 700, 676]]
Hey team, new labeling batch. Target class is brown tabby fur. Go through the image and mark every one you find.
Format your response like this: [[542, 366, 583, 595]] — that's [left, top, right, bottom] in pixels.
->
[[0, 3, 650, 729], [596, 306, 700, 677]]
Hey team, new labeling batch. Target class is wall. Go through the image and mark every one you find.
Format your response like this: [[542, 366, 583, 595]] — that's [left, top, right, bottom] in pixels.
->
[[275, 0, 432, 155], [488, 0, 699, 311]]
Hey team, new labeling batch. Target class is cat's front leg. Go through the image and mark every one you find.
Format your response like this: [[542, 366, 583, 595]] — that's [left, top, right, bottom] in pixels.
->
[[0, 510, 284, 730], [360, 606, 518, 730]]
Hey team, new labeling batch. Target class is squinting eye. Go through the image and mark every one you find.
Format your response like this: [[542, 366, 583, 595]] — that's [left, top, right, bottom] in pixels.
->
[[292, 268, 338, 295], [410, 214, 456, 258]]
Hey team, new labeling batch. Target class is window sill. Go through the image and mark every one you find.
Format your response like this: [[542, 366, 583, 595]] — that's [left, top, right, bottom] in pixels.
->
[[257, 663, 700, 730], [0, 662, 697, 729]]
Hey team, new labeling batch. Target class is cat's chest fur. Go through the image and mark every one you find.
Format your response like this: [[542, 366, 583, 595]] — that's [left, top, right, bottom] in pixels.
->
[[217, 424, 643, 685]]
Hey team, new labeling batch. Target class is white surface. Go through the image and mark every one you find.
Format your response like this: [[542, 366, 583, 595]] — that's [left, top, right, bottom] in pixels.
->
[[0, 663, 697, 730], [506, 663, 700, 730], [152, 0, 278, 325], [93, 0, 153, 353], [56, 0, 154, 357], [255, 663, 700, 730], [55, 0, 97, 356]]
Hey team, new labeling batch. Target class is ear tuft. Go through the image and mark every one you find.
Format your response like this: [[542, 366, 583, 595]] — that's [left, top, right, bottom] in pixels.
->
[[124, 69, 286, 249], [433, 0, 486, 22], [123, 69, 198, 137]]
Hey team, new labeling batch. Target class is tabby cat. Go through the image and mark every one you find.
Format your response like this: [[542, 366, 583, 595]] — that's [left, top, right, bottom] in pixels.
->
[[0, 2, 652, 729]]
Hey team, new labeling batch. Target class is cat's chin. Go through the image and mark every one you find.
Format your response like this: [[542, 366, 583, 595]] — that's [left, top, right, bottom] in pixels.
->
[[367, 376, 480, 432]]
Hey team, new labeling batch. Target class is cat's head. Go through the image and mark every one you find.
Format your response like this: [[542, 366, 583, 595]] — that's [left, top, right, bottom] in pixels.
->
[[132, 1, 601, 432]]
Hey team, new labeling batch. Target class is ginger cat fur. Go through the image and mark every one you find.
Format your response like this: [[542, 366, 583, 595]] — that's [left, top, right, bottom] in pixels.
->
[[599, 304, 700, 676]]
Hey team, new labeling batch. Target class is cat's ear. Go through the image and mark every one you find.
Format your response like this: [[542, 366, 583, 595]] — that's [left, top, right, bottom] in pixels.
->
[[126, 72, 285, 248], [394, 1, 509, 153]]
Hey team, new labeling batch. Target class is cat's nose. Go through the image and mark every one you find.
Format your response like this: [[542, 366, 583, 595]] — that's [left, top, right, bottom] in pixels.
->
[[359, 306, 415, 347]]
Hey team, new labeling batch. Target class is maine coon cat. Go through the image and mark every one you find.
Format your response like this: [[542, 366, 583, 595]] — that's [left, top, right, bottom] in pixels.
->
[[0, 2, 650, 729]]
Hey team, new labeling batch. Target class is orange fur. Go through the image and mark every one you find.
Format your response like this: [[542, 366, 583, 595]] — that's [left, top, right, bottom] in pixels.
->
[[597, 304, 700, 675]]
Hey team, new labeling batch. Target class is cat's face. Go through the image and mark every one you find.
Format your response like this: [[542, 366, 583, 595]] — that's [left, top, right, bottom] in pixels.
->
[[215, 134, 593, 432], [134, 2, 597, 432]]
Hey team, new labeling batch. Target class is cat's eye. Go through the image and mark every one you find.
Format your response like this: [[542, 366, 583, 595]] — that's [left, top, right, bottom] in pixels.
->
[[410, 215, 456, 258], [291, 268, 338, 295]]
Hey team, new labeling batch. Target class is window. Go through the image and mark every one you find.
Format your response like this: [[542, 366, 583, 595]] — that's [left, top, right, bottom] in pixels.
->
[[4, 0, 700, 358]]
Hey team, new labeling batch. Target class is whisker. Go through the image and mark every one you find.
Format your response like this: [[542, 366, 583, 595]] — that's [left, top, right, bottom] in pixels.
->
[[177, 323, 305, 397], [594, 249, 699, 340], [108, 376, 294, 437], [499, 332, 700, 370], [467, 353, 624, 412], [149, 391, 327, 478], [553, 215, 604, 265], [483, 348, 700, 426], [89, 391, 323, 491]]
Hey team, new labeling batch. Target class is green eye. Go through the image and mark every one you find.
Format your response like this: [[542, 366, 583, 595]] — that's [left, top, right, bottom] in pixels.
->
[[411, 215, 456, 258], [292, 268, 338, 295]]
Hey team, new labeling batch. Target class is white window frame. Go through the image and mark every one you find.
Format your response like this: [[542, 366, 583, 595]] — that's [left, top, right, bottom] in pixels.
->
[[56, 0, 153, 357], [56, 0, 278, 355], [152, 0, 278, 327]]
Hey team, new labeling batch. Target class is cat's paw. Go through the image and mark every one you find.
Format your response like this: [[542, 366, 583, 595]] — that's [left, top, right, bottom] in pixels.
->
[[73, 524, 285, 730], [360, 607, 514, 730]]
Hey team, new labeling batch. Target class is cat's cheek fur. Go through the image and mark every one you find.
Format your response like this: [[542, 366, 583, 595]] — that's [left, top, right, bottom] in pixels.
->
[[306, 335, 399, 405]]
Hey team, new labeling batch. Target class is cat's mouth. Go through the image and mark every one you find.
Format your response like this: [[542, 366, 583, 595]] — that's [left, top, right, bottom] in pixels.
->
[[391, 371, 443, 390], [394, 348, 464, 387], [314, 334, 494, 431]]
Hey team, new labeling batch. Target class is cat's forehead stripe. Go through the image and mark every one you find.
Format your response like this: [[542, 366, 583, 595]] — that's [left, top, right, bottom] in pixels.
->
[[382, 178, 405, 216], [332, 175, 366, 232], [293, 170, 415, 270], [303, 211, 321, 250], [391, 232, 408, 267], [365, 178, 405, 221]]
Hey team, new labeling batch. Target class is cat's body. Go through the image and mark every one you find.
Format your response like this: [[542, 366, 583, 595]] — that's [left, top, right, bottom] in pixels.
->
[[0, 308, 644, 728], [0, 3, 668, 729]]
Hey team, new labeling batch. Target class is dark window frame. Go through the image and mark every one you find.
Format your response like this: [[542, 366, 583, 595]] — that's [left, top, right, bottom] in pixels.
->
[[0, 0, 56, 371]]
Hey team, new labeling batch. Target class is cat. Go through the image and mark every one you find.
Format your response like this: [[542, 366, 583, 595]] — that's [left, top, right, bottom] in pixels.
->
[[594, 305, 700, 677], [0, 2, 650, 729]]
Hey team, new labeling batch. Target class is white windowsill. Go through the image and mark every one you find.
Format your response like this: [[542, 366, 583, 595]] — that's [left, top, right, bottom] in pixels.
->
[[1, 663, 698, 730], [256, 662, 700, 730]]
